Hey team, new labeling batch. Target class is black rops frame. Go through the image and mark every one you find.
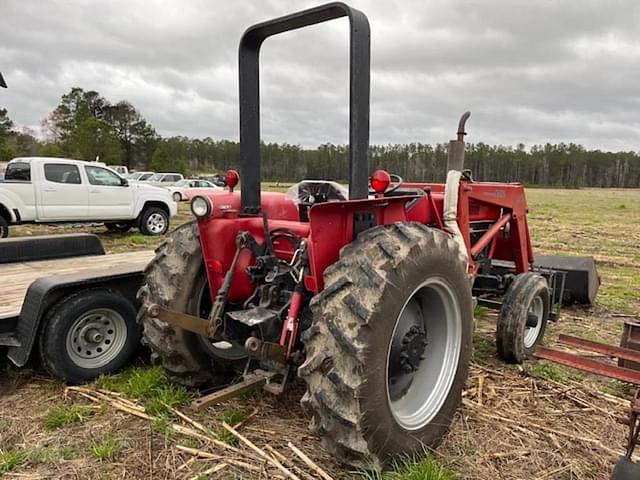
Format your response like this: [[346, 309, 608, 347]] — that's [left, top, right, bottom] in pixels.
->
[[239, 2, 371, 214]]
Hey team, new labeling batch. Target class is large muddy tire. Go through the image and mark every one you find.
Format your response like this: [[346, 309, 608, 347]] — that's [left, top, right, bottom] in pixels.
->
[[496, 272, 550, 364], [611, 456, 640, 480], [299, 223, 473, 467], [138, 221, 238, 387]]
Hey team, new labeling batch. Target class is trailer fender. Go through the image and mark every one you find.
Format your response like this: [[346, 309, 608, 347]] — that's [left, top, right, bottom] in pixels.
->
[[7, 270, 143, 367]]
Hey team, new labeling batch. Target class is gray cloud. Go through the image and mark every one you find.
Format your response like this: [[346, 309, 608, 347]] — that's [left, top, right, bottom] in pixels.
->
[[1, 0, 639, 150]]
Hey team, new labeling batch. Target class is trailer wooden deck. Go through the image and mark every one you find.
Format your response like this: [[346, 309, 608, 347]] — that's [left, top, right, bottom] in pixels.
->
[[0, 250, 154, 319]]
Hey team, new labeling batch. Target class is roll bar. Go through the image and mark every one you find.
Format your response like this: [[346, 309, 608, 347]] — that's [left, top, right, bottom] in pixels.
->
[[239, 2, 371, 214]]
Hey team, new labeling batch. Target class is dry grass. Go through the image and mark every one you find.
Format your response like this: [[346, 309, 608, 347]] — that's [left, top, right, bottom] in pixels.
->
[[1, 187, 639, 479]]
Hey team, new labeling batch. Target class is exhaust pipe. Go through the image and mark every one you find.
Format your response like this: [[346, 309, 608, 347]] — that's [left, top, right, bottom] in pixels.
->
[[446, 111, 470, 172]]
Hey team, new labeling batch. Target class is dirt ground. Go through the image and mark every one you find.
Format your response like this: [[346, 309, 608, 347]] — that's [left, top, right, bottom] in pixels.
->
[[1, 187, 639, 479]]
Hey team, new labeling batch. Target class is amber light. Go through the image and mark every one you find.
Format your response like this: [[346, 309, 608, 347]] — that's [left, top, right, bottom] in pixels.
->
[[226, 170, 240, 191], [370, 169, 391, 193]]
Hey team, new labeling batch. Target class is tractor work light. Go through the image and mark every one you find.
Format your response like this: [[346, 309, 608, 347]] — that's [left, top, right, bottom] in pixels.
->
[[191, 195, 212, 218], [370, 169, 391, 194], [225, 169, 240, 191]]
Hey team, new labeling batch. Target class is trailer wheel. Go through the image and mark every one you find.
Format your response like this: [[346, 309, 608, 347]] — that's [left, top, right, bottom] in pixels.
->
[[38, 289, 140, 384], [496, 272, 550, 364], [105, 222, 133, 233], [138, 221, 239, 387], [139, 207, 169, 236], [0, 215, 8, 238], [299, 223, 473, 467]]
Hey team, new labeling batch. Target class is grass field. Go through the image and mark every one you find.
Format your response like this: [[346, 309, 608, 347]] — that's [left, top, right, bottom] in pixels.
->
[[1, 187, 639, 479]]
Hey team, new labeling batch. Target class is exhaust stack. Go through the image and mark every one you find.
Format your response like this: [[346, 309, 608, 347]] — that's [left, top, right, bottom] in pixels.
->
[[446, 111, 470, 172]]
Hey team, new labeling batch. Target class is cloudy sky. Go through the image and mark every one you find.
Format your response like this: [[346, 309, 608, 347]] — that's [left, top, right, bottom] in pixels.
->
[[2, 0, 639, 150]]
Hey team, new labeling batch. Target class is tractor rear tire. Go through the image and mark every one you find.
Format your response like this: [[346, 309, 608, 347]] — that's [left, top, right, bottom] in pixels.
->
[[299, 223, 473, 467], [496, 272, 550, 364], [138, 221, 235, 387]]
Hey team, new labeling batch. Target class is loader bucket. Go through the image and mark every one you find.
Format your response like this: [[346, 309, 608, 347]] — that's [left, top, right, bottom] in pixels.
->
[[533, 255, 599, 305]]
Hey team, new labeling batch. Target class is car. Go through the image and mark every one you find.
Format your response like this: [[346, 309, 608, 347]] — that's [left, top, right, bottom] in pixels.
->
[[108, 165, 129, 175], [142, 172, 184, 187], [126, 171, 155, 182], [200, 174, 227, 187], [166, 179, 222, 202], [0, 157, 177, 237]]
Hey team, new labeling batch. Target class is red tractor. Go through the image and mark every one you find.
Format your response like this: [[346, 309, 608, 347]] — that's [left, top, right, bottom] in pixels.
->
[[140, 2, 567, 467]]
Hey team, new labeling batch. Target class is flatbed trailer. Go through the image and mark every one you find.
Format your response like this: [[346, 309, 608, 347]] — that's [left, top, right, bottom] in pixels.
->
[[1, 234, 153, 383]]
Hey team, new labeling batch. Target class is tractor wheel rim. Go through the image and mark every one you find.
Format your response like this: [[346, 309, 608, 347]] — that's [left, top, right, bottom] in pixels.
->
[[386, 277, 462, 431], [146, 213, 166, 234], [524, 295, 544, 348], [195, 279, 247, 362], [65, 308, 128, 369]]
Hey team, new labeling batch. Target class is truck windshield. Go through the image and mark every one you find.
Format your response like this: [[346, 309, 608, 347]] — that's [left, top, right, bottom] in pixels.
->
[[4, 162, 31, 182]]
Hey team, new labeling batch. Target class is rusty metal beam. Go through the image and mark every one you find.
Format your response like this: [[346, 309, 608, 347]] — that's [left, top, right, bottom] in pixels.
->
[[535, 347, 640, 384], [192, 371, 275, 411], [558, 334, 640, 364], [146, 304, 211, 338], [470, 213, 511, 258]]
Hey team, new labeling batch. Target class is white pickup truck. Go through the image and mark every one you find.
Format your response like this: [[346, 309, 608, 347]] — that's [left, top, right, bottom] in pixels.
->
[[0, 157, 177, 237]]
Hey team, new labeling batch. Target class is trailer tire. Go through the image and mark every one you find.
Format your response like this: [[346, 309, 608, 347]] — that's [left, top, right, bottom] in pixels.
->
[[138, 221, 237, 387], [496, 272, 550, 364], [0, 215, 8, 238], [299, 223, 473, 467], [38, 289, 140, 384]]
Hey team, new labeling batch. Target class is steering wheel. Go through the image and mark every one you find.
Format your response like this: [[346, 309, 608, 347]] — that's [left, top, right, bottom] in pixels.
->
[[369, 173, 404, 195], [387, 174, 403, 193]]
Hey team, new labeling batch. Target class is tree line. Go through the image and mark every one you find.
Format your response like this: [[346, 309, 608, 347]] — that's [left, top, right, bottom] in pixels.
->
[[1, 87, 639, 187]]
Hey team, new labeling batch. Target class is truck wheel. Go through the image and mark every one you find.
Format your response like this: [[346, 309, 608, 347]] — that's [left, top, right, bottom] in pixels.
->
[[172, 192, 182, 202], [496, 272, 550, 364], [38, 289, 140, 384], [139, 207, 169, 236], [0, 216, 8, 238], [105, 222, 133, 233], [299, 223, 473, 467], [138, 221, 239, 387]]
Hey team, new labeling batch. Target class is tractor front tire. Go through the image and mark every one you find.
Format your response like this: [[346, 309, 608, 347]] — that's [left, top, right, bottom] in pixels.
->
[[138, 221, 234, 387], [299, 223, 473, 467], [496, 272, 550, 364]]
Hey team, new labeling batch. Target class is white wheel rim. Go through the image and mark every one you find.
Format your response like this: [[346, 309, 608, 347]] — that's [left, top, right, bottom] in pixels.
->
[[65, 308, 128, 368], [173, 193, 181, 201], [524, 295, 544, 349], [386, 277, 462, 430], [146, 213, 166, 234]]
